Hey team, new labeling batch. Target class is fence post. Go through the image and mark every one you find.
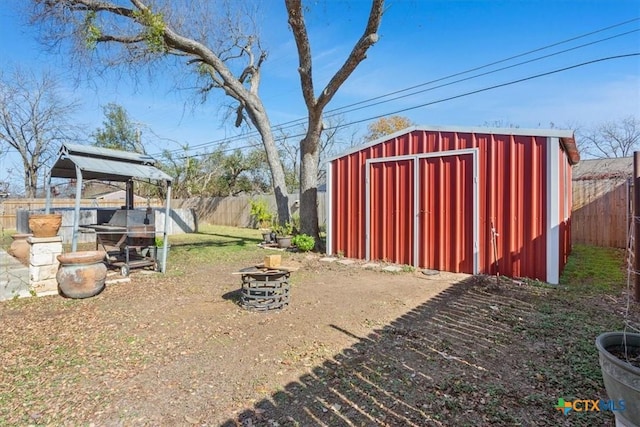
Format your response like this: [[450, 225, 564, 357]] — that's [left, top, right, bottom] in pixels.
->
[[634, 152, 640, 301]]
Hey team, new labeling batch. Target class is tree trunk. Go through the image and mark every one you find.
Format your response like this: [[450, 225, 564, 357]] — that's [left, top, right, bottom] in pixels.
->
[[299, 115, 323, 242], [22, 158, 38, 198], [245, 103, 290, 225]]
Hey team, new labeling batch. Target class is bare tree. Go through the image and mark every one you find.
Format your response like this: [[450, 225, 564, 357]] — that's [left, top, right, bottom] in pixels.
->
[[286, 0, 384, 240], [276, 115, 354, 190], [579, 116, 640, 159], [30, 0, 384, 233], [0, 68, 80, 197], [29, 0, 291, 223]]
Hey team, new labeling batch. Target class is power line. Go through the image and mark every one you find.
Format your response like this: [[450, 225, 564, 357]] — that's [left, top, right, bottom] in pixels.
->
[[334, 53, 640, 129], [161, 53, 639, 162], [322, 17, 640, 115], [322, 28, 640, 119], [150, 18, 640, 157]]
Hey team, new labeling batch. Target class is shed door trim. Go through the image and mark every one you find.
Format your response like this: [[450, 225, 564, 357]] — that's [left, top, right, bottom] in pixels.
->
[[546, 137, 560, 284], [365, 148, 479, 273]]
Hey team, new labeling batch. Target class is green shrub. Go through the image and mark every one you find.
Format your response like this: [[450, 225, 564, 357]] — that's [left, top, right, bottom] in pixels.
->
[[292, 234, 315, 252], [249, 199, 273, 228]]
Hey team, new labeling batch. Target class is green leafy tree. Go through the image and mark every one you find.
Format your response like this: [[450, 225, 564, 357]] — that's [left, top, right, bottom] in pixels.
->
[[159, 146, 269, 198], [92, 103, 145, 153]]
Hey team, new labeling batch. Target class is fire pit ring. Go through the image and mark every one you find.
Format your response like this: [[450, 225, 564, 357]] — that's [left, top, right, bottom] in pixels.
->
[[239, 267, 290, 311]]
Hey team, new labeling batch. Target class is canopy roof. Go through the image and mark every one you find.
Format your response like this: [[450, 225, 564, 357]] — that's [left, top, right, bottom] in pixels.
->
[[50, 143, 172, 183]]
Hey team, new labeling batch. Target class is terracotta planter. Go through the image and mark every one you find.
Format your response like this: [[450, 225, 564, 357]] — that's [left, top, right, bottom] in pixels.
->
[[8, 233, 32, 265], [56, 250, 107, 299], [29, 213, 62, 238]]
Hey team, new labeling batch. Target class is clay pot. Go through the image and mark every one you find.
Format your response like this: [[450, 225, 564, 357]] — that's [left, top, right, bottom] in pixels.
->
[[277, 236, 292, 249], [8, 233, 32, 265], [29, 213, 62, 238], [56, 250, 107, 299]]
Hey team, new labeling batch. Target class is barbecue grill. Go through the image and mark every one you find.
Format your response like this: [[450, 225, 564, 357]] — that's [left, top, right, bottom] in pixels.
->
[[89, 208, 157, 276], [46, 143, 173, 274]]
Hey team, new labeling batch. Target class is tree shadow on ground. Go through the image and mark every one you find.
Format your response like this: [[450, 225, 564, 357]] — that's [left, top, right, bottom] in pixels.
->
[[170, 233, 261, 248], [221, 275, 562, 426]]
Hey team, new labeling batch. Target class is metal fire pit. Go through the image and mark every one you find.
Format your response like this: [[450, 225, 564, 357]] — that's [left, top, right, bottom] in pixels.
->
[[239, 267, 290, 311]]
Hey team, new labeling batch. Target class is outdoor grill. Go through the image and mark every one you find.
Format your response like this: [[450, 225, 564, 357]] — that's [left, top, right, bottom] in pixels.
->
[[239, 267, 290, 311], [46, 143, 173, 274], [89, 208, 156, 276]]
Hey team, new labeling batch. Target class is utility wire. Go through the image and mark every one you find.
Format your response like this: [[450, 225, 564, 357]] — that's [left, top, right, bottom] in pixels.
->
[[163, 53, 640, 161], [333, 53, 640, 128], [322, 29, 640, 118], [150, 18, 640, 157], [322, 17, 640, 115]]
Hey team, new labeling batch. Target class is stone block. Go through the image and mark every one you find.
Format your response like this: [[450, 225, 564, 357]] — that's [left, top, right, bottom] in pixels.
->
[[29, 239, 63, 267], [30, 264, 59, 282], [362, 263, 381, 269], [31, 278, 58, 295]]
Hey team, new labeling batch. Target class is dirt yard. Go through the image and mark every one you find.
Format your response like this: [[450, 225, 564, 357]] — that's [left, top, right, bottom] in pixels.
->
[[0, 230, 632, 426]]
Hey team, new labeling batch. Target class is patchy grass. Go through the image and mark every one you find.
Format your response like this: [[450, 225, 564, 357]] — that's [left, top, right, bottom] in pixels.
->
[[165, 224, 267, 272], [1, 229, 636, 426], [560, 244, 626, 293]]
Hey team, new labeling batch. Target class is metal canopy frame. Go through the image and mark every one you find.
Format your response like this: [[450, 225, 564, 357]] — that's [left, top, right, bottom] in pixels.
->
[[45, 143, 173, 273]]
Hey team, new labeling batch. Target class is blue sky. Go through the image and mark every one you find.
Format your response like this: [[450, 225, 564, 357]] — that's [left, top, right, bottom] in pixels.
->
[[0, 0, 639, 191]]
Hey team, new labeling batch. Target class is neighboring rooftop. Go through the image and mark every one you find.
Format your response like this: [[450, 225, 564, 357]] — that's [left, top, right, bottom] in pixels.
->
[[572, 157, 633, 180]]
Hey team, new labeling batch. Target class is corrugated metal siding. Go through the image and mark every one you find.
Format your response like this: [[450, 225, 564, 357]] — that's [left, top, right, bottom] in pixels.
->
[[417, 154, 474, 273], [482, 134, 547, 280], [369, 159, 415, 265], [330, 129, 571, 282]]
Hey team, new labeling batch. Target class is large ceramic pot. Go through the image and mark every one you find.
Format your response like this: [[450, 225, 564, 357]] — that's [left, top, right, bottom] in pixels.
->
[[29, 213, 62, 238], [56, 250, 107, 299], [277, 236, 292, 249], [8, 233, 32, 265], [595, 332, 640, 427]]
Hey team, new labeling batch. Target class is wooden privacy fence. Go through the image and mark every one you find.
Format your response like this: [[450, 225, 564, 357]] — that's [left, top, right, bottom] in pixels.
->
[[0, 198, 163, 230], [1, 194, 327, 231], [172, 194, 327, 228], [571, 179, 630, 248]]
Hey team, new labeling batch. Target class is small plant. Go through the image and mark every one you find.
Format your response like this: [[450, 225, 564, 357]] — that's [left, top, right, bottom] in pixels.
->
[[273, 221, 294, 237], [291, 213, 301, 234], [249, 199, 274, 229], [292, 234, 315, 252]]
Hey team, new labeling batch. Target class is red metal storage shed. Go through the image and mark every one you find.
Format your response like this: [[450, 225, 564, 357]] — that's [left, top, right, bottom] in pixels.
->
[[326, 125, 579, 284]]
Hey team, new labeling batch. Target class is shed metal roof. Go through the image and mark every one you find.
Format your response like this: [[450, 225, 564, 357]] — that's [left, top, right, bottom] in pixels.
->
[[328, 125, 580, 165], [50, 143, 172, 182]]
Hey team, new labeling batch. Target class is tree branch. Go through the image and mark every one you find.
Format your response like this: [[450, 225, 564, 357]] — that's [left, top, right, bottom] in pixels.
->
[[284, 0, 315, 108], [317, 0, 383, 110], [97, 33, 145, 43]]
